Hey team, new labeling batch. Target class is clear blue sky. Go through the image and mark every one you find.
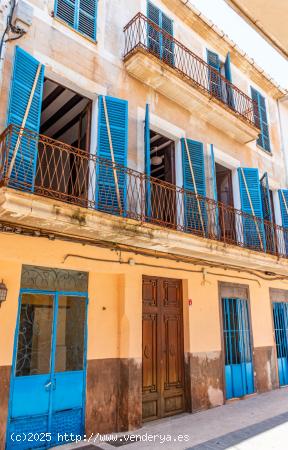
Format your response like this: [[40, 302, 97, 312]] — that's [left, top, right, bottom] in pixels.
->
[[190, 0, 288, 89]]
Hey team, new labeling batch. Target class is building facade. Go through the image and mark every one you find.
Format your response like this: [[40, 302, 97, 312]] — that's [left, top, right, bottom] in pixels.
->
[[0, 0, 288, 449]]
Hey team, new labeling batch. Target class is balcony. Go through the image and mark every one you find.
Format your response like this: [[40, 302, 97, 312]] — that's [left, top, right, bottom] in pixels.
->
[[1, 125, 288, 271], [123, 13, 260, 144]]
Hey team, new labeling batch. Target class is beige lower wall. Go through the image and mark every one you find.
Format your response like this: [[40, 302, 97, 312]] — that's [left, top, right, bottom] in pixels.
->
[[0, 232, 286, 367], [0, 231, 286, 442]]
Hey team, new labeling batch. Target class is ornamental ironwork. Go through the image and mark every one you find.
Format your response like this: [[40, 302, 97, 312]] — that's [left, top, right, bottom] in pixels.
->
[[21, 265, 88, 292]]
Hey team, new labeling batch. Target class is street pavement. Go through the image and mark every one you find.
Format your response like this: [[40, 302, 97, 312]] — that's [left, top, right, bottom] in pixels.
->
[[52, 387, 288, 450]]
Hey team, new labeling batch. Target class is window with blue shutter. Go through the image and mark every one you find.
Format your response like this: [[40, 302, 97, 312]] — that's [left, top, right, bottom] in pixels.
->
[[181, 138, 207, 236], [207, 49, 222, 100], [238, 168, 266, 251], [55, 0, 98, 41], [147, 2, 174, 65], [96, 95, 128, 216], [145, 104, 151, 218], [224, 52, 234, 109], [278, 189, 288, 254], [251, 87, 271, 152], [7, 46, 44, 191], [260, 172, 276, 253]]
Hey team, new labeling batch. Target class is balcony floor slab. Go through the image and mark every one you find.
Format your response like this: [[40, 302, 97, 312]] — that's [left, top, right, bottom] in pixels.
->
[[1, 188, 288, 276], [124, 50, 260, 144]]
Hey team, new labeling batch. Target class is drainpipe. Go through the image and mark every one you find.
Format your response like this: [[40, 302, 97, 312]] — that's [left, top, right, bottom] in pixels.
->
[[277, 95, 288, 187]]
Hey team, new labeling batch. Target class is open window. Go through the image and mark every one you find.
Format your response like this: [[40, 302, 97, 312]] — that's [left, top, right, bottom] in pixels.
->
[[215, 162, 235, 241], [149, 130, 176, 226], [36, 79, 92, 205]]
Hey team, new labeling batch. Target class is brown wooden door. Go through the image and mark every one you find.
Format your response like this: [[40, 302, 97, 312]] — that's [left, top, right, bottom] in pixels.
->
[[142, 276, 185, 422]]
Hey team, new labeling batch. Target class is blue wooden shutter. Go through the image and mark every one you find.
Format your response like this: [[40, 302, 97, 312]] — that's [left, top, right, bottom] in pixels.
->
[[147, 2, 173, 63], [251, 87, 271, 152], [145, 104, 151, 218], [210, 144, 220, 239], [238, 168, 266, 250], [224, 52, 232, 82], [96, 95, 128, 215], [147, 2, 161, 57], [224, 52, 234, 109], [161, 11, 174, 65], [78, 0, 98, 40], [210, 144, 217, 201], [7, 46, 44, 191], [279, 189, 288, 255], [55, 0, 98, 41], [279, 189, 288, 228], [207, 49, 220, 71], [207, 49, 222, 99], [181, 138, 207, 235]]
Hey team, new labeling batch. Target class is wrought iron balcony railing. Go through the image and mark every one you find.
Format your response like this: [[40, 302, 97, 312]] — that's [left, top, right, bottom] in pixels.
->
[[124, 13, 260, 129], [0, 125, 287, 259]]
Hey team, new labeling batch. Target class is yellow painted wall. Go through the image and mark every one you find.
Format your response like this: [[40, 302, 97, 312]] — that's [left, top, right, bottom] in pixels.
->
[[0, 232, 286, 368]]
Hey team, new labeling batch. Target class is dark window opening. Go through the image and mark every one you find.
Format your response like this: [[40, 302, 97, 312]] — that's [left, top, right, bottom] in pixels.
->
[[36, 79, 92, 206], [216, 163, 235, 241], [149, 130, 176, 226]]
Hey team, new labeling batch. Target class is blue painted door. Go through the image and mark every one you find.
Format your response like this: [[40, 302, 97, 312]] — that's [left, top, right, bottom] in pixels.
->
[[273, 302, 288, 386], [6, 291, 88, 449], [222, 297, 254, 399]]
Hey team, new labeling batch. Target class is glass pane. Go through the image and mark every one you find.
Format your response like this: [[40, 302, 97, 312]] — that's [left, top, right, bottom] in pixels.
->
[[16, 293, 54, 376], [55, 296, 86, 372]]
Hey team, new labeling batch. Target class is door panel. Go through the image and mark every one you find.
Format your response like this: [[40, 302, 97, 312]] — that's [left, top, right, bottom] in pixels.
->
[[15, 293, 54, 376], [222, 297, 254, 399], [142, 277, 185, 422], [273, 302, 288, 386], [12, 293, 53, 420], [53, 295, 87, 437], [7, 292, 87, 450]]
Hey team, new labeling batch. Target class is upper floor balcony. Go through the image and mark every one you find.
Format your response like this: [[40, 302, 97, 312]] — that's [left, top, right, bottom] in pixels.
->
[[0, 125, 288, 274], [123, 13, 261, 144]]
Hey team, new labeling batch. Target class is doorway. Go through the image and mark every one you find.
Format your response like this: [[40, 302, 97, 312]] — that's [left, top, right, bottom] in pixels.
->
[[216, 163, 235, 242], [7, 287, 88, 449], [36, 79, 92, 206], [149, 130, 176, 226], [222, 297, 254, 399], [142, 276, 185, 421], [273, 302, 288, 386]]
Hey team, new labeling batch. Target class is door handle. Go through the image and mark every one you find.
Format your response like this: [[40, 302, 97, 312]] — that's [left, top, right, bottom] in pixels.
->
[[45, 381, 52, 391]]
